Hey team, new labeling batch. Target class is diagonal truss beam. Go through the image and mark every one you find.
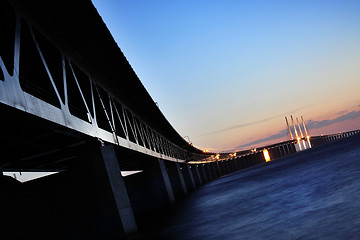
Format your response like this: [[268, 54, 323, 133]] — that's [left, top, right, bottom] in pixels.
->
[[0, 10, 209, 163]]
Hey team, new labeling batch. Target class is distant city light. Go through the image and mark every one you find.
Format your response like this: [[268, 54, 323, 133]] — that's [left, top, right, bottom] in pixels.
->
[[263, 149, 271, 162]]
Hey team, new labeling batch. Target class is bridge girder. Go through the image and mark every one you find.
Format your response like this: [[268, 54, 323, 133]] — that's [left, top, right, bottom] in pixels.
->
[[0, 0, 209, 170]]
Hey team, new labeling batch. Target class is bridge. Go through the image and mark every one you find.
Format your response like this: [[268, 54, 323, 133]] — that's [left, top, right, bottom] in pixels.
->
[[1, 0, 359, 239]]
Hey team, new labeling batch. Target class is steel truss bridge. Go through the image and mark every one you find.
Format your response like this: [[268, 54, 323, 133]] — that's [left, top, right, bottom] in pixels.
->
[[1, 0, 359, 239], [0, 0, 211, 172]]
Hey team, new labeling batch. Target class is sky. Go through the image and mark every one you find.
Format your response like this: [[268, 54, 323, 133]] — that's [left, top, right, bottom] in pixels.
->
[[92, 0, 360, 152]]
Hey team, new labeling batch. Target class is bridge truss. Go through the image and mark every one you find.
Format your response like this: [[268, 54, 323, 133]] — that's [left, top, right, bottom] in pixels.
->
[[0, 1, 210, 164]]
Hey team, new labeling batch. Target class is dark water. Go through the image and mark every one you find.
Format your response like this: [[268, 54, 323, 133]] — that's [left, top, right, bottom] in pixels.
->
[[140, 135, 360, 240]]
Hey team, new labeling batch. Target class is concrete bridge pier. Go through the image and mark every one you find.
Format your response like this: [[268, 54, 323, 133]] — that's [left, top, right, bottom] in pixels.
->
[[200, 164, 209, 183], [163, 161, 183, 198], [269, 148, 280, 159], [100, 145, 138, 236], [246, 155, 253, 167], [284, 144, 290, 155], [243, 156, 250, 168], [204, 164, 213, 180], [226, 160, 233, 174], [280, 145, 285, 156], [210, 163, 218, 179], [234, 157, 241, 170], [232, 159, 238, 171], [244, 156, 250, 167], [289, 142, 297, 153], [219, 160, 228, 175], [43, 142, 140, 239], [119, 156, 183, 219], [197, 165, 206, 183], [233, 158, 240, 171], [217, 161, 224, 175], [228, 159, 236, 173], [176, 163, 188, 195], [210, 162, 220, 178], [279, 145, 286, 157], [251, 153, 260, 166], [0, 141, 141, 239], [286, 143, 294, 155], [193, 165, 203, 185], [231, 159, 238, 172], [229, 159, 236, 172], [248, 153, 257, 165], [158, 159, 176, 203], [207, 163, 215, 180], [239, 157, 245, 168], [222, 161, 230, 174], [215, 160, 223, 176], [277, 146, 283, 157], [235, 157, 243, 170], [183, 164, 196, 190], [257, 151, 266, 163]]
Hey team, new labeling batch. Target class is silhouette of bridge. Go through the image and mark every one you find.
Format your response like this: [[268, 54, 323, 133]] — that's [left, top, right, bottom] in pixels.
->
[[1, 1, 359, 238]]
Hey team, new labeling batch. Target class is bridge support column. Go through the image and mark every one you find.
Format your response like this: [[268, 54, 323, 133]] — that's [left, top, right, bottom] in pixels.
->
[[225, 161, 231, 173], [185, 165, 196, 190], [223, 160, 228, 173], [235, 158, 242, 170], [194, 165, 203, 185], [287, 144, 291, 154], [289, 143, 293, 154], [211, 162, 219, 177], [228, 161, 233, 172], [282, 145, 287, 156], [226, 160, 231, 173], [206, 164, 214, 180], [209, 163, 216, 178], [217, 161, 223, 175], [158, 159, 175, 203], [176, 163, 188, 195], [232, 159, 238, 171], [279, 146, 285, 157], [256, 151, 264, 164], [101, 145, 138, 236], [225, 160, 231, 173], [277, 146, 282, 157], [199, 165, 208, 183], [213, 161, 220, 176], [243, 156, 248, 168], [234, 158, 240, 170]]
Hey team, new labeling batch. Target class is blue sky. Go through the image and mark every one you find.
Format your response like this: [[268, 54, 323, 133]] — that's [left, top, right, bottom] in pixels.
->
[[92, 0, 360, 151]]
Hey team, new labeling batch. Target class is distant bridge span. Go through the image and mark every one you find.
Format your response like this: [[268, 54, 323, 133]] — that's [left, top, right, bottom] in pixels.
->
[[1, 1, 359, 239]]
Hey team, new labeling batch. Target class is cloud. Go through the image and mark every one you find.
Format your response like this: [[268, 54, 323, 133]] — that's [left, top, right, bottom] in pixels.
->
[[307, 109, 360, 130], [235, 129, 289, 149], [199, 105, 311, 137], [211, 116, 277, 135]]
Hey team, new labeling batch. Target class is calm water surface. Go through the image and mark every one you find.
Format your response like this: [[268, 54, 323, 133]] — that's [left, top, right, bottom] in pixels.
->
[[140, 135, 360, 240]]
